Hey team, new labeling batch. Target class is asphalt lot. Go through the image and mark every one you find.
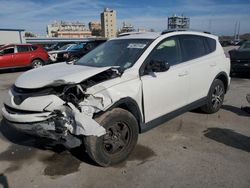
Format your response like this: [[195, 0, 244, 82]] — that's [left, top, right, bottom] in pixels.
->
[[0, 69, 250, 188]]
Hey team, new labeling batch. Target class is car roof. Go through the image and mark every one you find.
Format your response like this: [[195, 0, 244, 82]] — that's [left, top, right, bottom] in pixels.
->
[[113, 30, 217, 40], [115, 32, 161, 40]]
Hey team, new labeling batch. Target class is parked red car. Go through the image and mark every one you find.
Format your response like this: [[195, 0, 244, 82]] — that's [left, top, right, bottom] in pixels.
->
[[0, 44, 49, 69]]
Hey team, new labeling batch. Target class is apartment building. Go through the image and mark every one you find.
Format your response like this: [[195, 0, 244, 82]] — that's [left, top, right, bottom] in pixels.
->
[[101, 8, 117, 38]]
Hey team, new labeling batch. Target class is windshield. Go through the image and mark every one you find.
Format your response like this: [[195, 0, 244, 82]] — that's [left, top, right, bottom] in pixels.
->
[[239, 41, 250, 49], [75, 39, 152, 69], [59, 44, 74, 51]]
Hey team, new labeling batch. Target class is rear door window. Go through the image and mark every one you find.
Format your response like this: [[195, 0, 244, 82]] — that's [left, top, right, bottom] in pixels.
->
[[17, 45, 30, 53], [179, 35, 207, 62]]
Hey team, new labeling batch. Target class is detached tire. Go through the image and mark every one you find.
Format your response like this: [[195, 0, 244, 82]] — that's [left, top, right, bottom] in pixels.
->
[[201, 79, 225, 114], [84, 108, 139, 167], [31, 59, 43, 69]]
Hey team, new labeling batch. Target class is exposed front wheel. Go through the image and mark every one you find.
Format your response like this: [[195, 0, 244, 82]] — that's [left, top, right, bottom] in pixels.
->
[[201, 79, 225, 114], [31, 59, 43, 69], [84, 108, 139, 167]]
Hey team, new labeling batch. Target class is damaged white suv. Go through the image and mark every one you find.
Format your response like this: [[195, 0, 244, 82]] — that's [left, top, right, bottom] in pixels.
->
[[2, 30, 230, 166]]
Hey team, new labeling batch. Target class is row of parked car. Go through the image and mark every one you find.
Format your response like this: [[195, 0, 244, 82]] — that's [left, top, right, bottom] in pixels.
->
[[0, 39, 106, 70], [0, 37, 249, 75]]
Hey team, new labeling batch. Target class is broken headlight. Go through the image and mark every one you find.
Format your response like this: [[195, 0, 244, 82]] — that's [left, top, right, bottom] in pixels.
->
[[58, 84, 86, 106]]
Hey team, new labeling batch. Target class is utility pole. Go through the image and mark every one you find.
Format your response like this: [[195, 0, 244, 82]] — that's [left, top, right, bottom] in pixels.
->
[[234, 21, 238, 41], [237, 21, 241, 41]]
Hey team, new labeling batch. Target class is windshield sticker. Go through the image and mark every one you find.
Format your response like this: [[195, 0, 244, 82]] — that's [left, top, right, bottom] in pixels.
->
[[127, 43, 147, 49]]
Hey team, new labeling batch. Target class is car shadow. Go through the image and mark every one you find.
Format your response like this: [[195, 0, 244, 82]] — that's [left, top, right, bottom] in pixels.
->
[[231, 73, 250, 79], [203, 128, 250, 153], [221, 105, 250, 117], [0, 67, 27, 74], [0, 119, 98, 166]]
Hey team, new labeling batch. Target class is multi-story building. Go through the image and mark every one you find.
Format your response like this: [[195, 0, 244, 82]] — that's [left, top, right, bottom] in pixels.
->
[[119, 21, 135, 34], [100, 8, 117, 38], [47, 21, 91, 38], [168, 14, 190, 30]]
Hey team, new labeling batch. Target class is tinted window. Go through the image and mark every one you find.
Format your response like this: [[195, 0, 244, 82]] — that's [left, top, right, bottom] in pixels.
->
[[239, 41, 250, 49], [180, 35, 206, 61], [76, 39, 152, 69], [31, 45, 38, 50], [17, 45, 30, 52], [1, 47, 14, 55], [206, 38, 216, 52], [146, 37, 181, 66]]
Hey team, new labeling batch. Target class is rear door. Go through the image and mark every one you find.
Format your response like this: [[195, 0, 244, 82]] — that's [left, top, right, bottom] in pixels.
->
[[13, 45, 32, 66], [0, 46, 15, 68], [179, 35, 217, 103]]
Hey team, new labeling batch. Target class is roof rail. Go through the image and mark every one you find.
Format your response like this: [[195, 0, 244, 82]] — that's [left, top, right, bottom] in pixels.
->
[[161, 29, 211, 35], [118, 32, 146, 37]]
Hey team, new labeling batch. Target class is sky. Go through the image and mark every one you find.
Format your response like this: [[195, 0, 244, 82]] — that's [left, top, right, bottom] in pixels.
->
[[0, 0, 250, 36]]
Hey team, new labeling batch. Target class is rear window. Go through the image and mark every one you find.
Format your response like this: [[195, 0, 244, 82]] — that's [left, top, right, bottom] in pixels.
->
[[17, 45, 30, 52], [179, 35, 207, 61]]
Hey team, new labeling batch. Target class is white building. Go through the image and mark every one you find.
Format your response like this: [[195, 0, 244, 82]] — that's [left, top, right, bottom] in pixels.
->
[[47, 21, 91, 38], [168, 15, 190, 30], [119, 21, 135, 34], [0, 29, 25, 45]]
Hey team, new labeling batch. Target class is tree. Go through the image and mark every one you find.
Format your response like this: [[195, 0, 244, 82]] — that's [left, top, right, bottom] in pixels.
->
[[25, 32, 36, 37], [92, 29, 102, 36]]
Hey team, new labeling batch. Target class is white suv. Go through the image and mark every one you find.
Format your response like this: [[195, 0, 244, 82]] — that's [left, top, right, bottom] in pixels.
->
[[2, 30, 230, 166]]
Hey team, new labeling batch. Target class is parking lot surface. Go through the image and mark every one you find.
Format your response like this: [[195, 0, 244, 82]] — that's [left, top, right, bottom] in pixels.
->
[[0, 70, 250, 188]]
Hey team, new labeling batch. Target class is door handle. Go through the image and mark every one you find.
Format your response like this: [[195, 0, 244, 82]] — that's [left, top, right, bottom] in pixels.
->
[[178, 71, 188, 77]]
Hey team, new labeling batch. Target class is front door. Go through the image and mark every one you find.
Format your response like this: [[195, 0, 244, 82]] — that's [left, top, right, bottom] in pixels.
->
[[0, 46, 15, 68], [141, 37, 189, 123]]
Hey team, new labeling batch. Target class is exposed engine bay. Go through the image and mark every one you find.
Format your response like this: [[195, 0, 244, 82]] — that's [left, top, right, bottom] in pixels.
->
[[2, 67, 124, 148]]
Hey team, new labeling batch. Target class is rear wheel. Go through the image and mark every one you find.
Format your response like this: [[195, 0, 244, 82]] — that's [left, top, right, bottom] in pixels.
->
[[31, 59, 43, 69], [84, 108, 139, 167], [201, 79, 225, 114]]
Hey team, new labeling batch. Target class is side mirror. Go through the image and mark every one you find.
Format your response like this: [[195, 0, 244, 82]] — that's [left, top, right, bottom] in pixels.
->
[[148, 59, 170, 73]]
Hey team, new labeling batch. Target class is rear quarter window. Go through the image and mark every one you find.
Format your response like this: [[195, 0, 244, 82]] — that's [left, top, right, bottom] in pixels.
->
[[31, 45, 38, 51], [206, 37, 216, 53]]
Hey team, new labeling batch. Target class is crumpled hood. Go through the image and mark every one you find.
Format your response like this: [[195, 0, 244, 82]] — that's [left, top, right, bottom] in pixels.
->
[[15, 62, 112, 89]]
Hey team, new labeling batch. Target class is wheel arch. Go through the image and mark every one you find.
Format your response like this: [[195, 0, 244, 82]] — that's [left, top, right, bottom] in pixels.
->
[[214, 71, 229, 93], [94, 97, 143, 133], [30, 57, 44, 65]]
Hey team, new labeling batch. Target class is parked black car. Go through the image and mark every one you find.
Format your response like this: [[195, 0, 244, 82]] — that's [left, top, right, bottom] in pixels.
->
[[45, 42, 76, 51], [56, 40, 106, 62], [229, 41, 250, 74]]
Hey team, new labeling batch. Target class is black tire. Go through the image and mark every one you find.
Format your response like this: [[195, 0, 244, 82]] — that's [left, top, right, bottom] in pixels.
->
[[201, 79, 225, 114], [31, 59, 43, 69], [68, 56, 78, 62], [84, 108, 139, 167]]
